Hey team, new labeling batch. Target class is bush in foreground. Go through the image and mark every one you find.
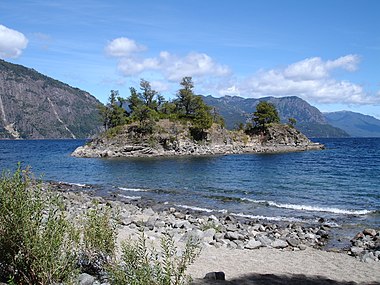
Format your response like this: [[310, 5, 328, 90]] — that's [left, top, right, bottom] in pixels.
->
[[0, 166, 79, 284], [0, 166, 200, 284], [109, 232, 200, 285]]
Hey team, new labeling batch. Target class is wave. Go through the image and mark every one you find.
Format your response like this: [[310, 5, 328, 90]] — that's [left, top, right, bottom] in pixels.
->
[[58, 181, 87, 187], [230, 212, 306, 223], [170, 204, 340, 226], [174, 204, 227, 214], [118, 194, 141, 200], [241, 198, 374, 215], [118, 187, 149, 192]]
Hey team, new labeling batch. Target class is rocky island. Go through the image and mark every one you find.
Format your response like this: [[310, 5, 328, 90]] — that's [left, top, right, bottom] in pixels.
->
[[72, 120, 323, 158], [72, 77, 323, 158]]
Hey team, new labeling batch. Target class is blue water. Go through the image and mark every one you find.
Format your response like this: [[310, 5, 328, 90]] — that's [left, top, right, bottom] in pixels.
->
[[0, 138, 379, 238]]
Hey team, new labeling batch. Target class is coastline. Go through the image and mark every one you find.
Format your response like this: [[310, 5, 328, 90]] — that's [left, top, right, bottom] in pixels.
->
[[50, 182, 380, 284], [71, 122, 324, 158]]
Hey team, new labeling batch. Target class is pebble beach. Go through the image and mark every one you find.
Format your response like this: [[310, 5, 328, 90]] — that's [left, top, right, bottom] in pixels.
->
[[51, 182, 380, 285]]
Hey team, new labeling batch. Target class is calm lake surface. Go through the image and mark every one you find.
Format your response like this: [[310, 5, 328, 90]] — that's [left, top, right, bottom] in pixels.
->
[[0, 138, 379, 245]]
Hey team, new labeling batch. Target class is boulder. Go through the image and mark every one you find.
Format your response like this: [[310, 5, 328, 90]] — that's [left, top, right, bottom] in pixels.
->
[[363, 228, 377, 237], [204, 271, 226, 280], [245, 239, 262, 249], [271, 239, 288, 249]]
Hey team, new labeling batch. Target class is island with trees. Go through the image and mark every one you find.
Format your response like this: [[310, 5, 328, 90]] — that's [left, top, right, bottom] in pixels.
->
[[72, 77, 324, 158]]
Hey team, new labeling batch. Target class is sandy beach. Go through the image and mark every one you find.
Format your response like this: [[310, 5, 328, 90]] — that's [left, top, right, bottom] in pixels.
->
[[188, 246, 380, 284]]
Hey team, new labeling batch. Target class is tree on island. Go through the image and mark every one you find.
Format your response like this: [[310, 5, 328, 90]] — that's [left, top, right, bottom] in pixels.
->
[[252, 101, 280, 130], [98, 90, 128, 130], [288, 117, 297, 128], [98, 77, 218, 139]]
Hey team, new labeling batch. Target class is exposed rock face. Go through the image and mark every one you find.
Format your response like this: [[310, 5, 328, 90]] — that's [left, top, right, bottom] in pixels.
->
[[0, 59, 102, 139], [72, 120, 324, 158]]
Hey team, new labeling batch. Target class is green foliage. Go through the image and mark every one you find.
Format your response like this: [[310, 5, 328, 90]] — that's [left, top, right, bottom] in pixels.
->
[[99, 90, 129, 130], [83, 202, 117, 258], [109, 232, 200, 285], [0, 165, 79, 284], [200, 221, 222, 233], [104, 125, 125, 139], [176, 77, 195, 116], [0, 166, 202, 284], [288, 117, 297, 128], [192, 97, 213, 131], [80, 202, 118, 276], [253, 101, 280, 129], [98, 77, 221, 139]]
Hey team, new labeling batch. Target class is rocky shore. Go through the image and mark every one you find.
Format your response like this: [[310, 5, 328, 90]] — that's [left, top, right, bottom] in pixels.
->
[[50, 182, 379, 284], [72, 121, 324, 158]]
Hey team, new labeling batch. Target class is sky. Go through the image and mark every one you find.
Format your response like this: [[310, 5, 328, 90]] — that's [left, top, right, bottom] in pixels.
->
[[1, 0, 379, 118]]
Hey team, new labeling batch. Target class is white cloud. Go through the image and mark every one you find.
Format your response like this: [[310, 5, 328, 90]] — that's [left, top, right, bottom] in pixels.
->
[[0, 24, 28, 59], [105, 37, 146, 57], [105, 37, 377, 106], [106, 37, 230, 82], [159, 52, 231, 81], [117, 57, 160, 75], [241, 55, 380, 105], [283, 55, 360, 81]]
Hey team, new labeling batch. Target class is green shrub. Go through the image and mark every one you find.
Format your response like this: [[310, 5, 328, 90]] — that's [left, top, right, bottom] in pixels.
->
[[109, 232, 200, 285], [0, 166, 79, 284], [80, 201, 118, 276]]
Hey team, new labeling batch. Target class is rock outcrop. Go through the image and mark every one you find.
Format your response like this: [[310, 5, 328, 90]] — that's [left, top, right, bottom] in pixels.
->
[[72, 120, 324, 158]]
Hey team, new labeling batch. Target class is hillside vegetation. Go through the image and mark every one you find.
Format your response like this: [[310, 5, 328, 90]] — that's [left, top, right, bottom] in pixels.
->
[[0, 59, 102, 139]]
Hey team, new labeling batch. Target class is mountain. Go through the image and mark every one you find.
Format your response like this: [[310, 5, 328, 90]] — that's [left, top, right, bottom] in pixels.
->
[[202, 95, 349, 138], [325, 111, 380, 137], [0, 60, 102, 139]]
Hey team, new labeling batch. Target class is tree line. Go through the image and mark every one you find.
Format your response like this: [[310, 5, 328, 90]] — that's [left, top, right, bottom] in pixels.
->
[[98, 77, 223, 135], [99, 76, 295, 137]]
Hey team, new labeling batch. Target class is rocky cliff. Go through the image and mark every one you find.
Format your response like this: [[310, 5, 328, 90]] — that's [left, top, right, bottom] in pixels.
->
[[0, 59, 102, 139], [72, 120, 323, 158]]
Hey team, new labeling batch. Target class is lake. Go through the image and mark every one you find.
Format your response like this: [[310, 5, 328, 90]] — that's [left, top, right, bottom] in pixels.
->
[[0, 137, 379, 246]]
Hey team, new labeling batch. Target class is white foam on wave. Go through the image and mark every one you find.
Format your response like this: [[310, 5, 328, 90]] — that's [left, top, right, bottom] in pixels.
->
[[174, 204, 340, 226], [59, 181, 87, 187], [241, 198, 373, 215], [118, 187, 149, 192], [118, 194, 141, 200], [230, 212, 306, 223], [175, 204, 227, 214]]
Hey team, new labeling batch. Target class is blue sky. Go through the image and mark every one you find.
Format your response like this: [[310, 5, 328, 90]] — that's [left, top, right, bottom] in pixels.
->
[[1, 0, 379, 118]]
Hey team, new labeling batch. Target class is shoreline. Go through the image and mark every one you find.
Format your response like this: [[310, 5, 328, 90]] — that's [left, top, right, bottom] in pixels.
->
[[71, 121, 324, 158], [71, 142, 324, 158], [49, 182, 380, 270], [48, 182, 380, 284]]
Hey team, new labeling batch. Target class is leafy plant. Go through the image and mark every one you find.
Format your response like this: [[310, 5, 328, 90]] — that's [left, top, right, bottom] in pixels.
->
[[109, 232, 200, 285], [200, 221, 222, 233], [0, 165, 79, 284], [80, 201, 118, 276]]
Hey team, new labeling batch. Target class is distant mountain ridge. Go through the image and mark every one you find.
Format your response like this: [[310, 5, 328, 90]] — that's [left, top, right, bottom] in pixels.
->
[[325, 111, 380, 137], [202, 95, 349, 138], [0, 59, 102, 139]]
